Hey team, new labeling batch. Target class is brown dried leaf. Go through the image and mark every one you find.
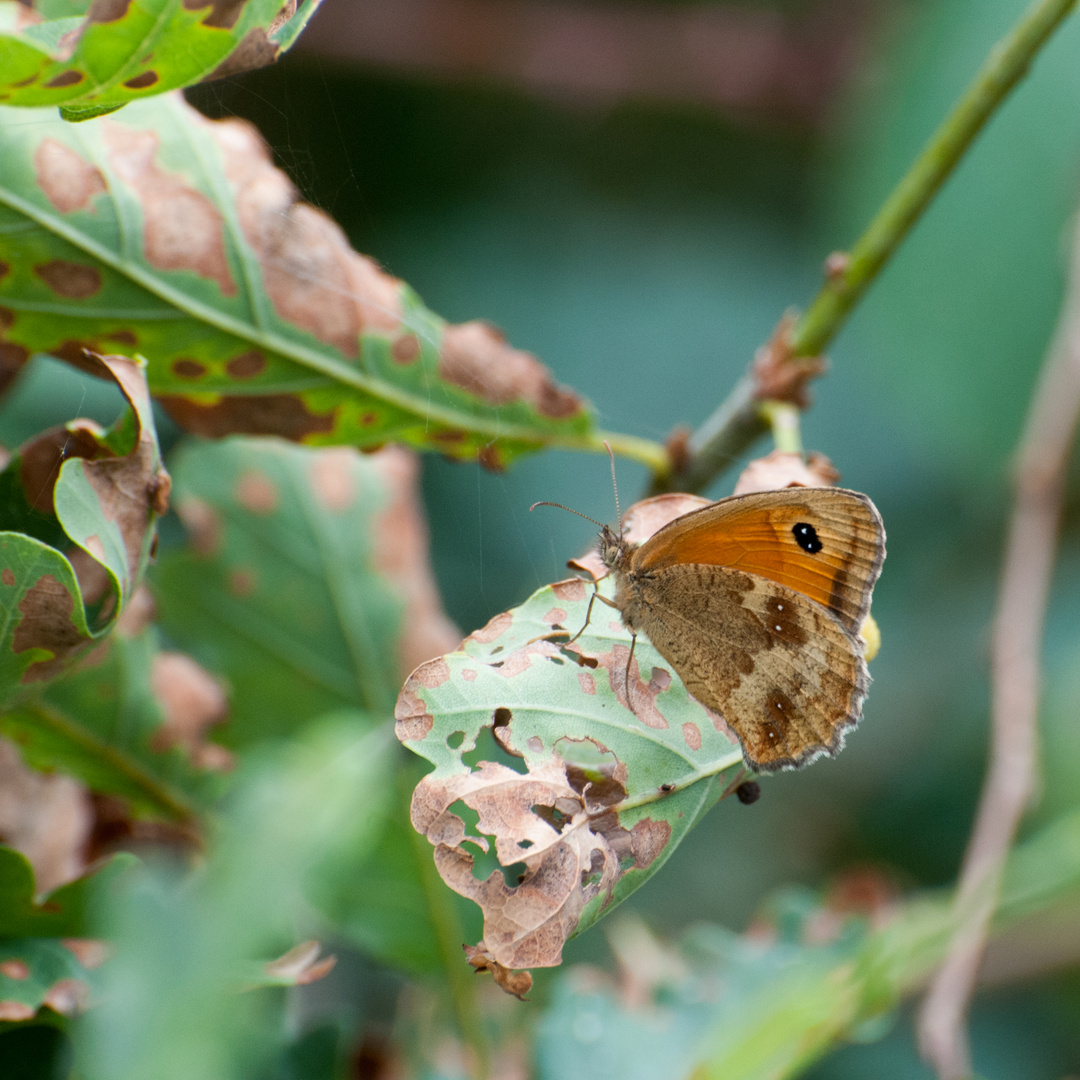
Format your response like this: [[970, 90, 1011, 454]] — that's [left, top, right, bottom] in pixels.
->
[[412, 756, 625, 975], [733, 449, 840, 495], [751, 314, 827, 408], [463, 944, 533, 1000]]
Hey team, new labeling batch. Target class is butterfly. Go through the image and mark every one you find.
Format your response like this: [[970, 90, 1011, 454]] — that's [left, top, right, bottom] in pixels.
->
[[543, 487, 885, 772]]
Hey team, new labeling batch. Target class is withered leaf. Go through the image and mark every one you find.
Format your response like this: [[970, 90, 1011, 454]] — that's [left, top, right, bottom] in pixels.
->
[[0, 352, 168, 702], [463, 944, 533, 1000], [413, 757, 625, 973]]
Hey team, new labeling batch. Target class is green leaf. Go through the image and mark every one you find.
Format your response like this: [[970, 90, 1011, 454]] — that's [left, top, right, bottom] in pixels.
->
[[154, 437, 408, 737], [397, 566, 744, 976], [0, 626, 220, 821], [536, 913, 872, 1080], [535, 802, 1080, 1080], [0, 94, 593, 466], [0, 353, 166, 707], [0, 844, 132, 940], [78, 718, 395, 1080], [0, 938, 97, 1024], [155, 437, 466, 973], [308, 763, 460, 975], [0, 0, 319, 117]]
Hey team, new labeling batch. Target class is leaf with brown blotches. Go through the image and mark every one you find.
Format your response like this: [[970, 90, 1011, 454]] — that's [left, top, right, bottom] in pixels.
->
[[155, 437, 458, 743], [0, 0, 318, 120], [0, 352, 167, 706], [397, 495, 747, 987], [413, 756, 625, 973], [0, 936, 97, 1024], [1, 623, 226, 823], [0, 94, 591, 466]]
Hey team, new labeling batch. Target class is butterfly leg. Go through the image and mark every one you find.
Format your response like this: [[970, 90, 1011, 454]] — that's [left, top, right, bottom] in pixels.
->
[[565, 585, 618, 645], [529, 576, 615, 648], [557, 585, 637, 712]]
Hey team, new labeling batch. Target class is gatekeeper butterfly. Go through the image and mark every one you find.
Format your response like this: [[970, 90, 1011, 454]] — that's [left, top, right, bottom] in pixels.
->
[[538, 483, 885, 772]]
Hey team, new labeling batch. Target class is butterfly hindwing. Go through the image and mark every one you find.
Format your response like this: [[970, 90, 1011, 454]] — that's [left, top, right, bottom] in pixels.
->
[[616, 562, 868, 771]]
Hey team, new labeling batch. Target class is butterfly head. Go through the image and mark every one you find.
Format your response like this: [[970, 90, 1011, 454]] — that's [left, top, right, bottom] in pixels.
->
[[598, 523, 633, 573]]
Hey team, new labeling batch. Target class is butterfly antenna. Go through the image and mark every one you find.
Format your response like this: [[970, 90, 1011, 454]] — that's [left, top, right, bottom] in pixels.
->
[[603, 440, 622, 531], [530, 501, 606, 529]]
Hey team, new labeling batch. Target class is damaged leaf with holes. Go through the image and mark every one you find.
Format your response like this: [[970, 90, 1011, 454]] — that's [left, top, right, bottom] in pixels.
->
[[0, 352, 168, 708], [0, 93, 592, 464], [0, 0, 321, 122], [396, 496, 750, 987]]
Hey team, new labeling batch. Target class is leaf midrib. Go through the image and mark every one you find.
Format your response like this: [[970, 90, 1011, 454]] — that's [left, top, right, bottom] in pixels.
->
[[5, 697, 195, 821], [0, 171, 571, 446]]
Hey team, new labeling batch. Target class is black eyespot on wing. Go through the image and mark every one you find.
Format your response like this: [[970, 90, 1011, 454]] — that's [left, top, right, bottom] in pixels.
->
[[792, 522, 823, 554]]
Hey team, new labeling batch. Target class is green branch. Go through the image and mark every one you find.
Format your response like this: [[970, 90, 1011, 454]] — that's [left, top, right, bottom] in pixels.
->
[[791, 0, 1078, 358], [661, 0, 1078, 494]]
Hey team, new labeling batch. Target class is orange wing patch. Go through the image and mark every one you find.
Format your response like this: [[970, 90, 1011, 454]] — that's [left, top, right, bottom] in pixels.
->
[[629, 488, 885, 632]]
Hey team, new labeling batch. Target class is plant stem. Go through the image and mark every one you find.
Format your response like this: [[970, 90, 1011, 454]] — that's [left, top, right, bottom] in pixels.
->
[[760, 400, 803, 454], [662, 0, 1078, 494], [583, 429, 669, 475], [917, 200, 1080, 1080], [792, 0, 1077, 359], [650, 376, 762, 494]]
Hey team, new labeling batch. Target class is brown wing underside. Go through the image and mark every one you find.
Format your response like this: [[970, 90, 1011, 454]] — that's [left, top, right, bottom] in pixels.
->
[[629, 488, 885, 634], [623, 563, 869, 771]]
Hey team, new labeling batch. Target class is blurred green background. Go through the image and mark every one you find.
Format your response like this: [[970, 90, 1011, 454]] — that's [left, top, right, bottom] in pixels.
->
[[5, 0, 1080, 1073]]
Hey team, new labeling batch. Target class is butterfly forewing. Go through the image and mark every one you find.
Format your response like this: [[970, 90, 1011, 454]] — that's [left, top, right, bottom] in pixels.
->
[[628, 488, 885, 633], [618, 563, 869, 771]]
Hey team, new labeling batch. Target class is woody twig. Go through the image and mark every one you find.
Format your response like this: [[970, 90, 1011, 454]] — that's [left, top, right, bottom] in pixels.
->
[[917, 210, 1080, 1079]]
